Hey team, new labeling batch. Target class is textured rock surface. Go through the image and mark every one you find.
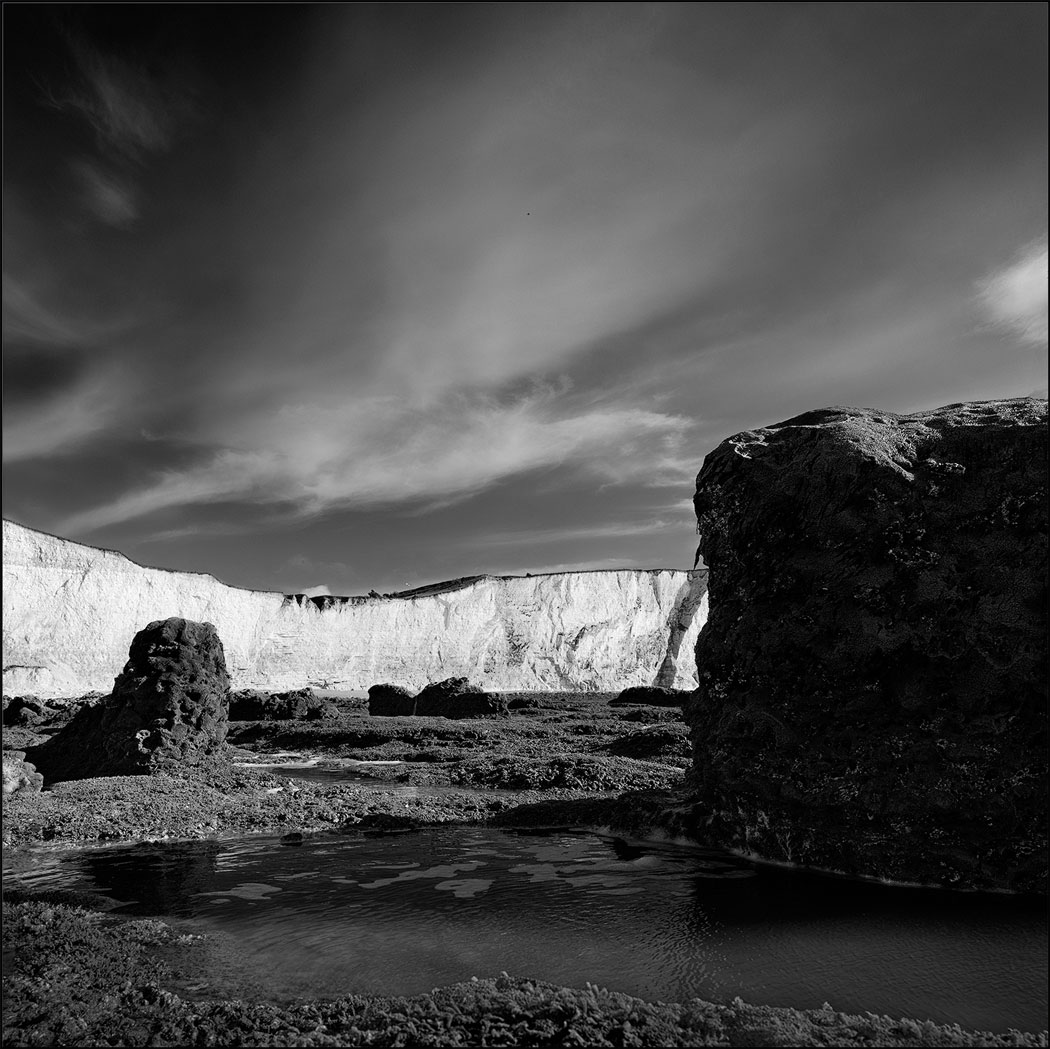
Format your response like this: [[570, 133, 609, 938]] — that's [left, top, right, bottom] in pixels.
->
[[688, 398, 1048, 891], [414, 678, 509, 719], [609, 685, 688, 707], [229, 687, 339, 721], [607, 724, 691, 763], [3, 696, 53, 727], [30, 618, 230, 782], [2, 751, 43, 796], [367, 684, 417, 717], [367, 678, 511, 719], [3, 521, 707, 697]]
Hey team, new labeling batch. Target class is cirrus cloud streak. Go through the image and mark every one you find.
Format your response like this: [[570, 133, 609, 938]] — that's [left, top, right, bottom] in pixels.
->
[[59, 390, 689, 534]]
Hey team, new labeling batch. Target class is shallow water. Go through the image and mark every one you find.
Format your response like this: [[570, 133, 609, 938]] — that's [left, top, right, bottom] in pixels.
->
[[5, 827, 1046, 1033]]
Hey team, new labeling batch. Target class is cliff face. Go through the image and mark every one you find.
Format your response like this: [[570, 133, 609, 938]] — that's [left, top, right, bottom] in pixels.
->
[[687, 397, 1047, 892], [2, 521, 707, 697]]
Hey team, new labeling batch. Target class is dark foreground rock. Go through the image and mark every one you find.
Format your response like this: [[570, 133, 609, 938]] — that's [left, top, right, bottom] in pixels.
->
[[609, 685, 689, 707], [4, 897, 1043, 1048], [229, 688, 339, 721], [689, 398, 1048, 892], [28, 618, 231, 783]]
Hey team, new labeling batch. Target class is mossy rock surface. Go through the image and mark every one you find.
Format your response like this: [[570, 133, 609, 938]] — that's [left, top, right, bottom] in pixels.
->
[[689, 398, 1048, 892]]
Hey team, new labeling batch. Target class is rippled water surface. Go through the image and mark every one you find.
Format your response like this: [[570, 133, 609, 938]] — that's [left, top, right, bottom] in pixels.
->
[[5, 827, 1046, 1033]]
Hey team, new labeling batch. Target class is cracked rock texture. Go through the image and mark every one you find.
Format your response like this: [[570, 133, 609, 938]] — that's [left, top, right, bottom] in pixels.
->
[[688, 398, 1047, 892], [413, 677, 509, 719], [30, 617, 230, 782], [3, 521, 707, 697], [228, 687, 339, 721]]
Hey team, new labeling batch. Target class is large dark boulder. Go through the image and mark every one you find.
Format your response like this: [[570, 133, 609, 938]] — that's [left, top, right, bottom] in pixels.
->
[[229, 687, 338, 721], [414, 677, 509, 719], [30, 618, 231, 782], [367, 683, 416, 717], [609, 685, 688, 708], [688, 398, 1047, 892]]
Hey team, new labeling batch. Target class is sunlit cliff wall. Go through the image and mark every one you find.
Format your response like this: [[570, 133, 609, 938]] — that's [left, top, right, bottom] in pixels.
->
[[2, 520, 707, 698]]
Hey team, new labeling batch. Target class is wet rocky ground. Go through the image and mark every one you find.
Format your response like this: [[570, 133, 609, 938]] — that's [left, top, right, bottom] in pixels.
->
[[3, 691, 1046, 1047], [3, 693, 689, 847]]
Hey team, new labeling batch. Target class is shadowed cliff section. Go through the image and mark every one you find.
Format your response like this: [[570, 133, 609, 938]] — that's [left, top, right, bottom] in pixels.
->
[[656, 575, 709, 689], [686, 397, 1048, 892]]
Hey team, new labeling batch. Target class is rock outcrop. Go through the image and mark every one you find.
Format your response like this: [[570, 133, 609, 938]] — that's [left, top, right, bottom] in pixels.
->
[[367, 684, 417, 717], [608, 685, 688, 707], [687, 398, 1048, 892], [228, 687, 339, 721], [367, 678, 509, 719], [2, 751, 43, 796], [2, 521, 707, 697], [3, 696, 55, 728], [414, 678, 509, 719], [30, 618, 230, 782]]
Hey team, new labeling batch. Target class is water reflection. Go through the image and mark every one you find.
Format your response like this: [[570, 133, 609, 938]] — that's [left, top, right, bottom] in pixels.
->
[[4, 828, 1046, 1033], [82, 840, 221, 916]]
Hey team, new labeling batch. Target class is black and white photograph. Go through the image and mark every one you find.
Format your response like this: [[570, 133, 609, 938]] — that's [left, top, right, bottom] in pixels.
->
[[2, 3, 1047, 1046]]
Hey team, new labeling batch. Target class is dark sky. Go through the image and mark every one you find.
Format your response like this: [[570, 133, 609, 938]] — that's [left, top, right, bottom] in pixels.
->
[[3, 3, 1047, 595]]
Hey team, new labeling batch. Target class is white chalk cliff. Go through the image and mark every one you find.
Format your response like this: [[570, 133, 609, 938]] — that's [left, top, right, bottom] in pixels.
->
[[2, 520, 707, 698]]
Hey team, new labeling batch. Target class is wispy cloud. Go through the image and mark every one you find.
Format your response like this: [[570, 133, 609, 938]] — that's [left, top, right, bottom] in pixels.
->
[[491, 558, 645, 576], [2, 366, 126, 463], [475, 518, 679, 548], [70, 158, 138, 227], [8, 3, 1046, 587], [139, 522, 254, 544], [36, 26, 197, 227], [43, 33, 186, 160], [977, 237, 1049, 347], [2, 275, 105, 346], [59, 390, 689, 534]]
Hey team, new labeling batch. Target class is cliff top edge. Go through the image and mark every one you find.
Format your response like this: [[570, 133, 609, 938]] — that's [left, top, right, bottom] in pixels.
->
[[2, 518, 704, 603]]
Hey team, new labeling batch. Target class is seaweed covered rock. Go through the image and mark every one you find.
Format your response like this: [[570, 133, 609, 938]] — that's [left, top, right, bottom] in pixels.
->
[[689, 398, 1048, 892], [368, 683, 417, 717], [607, 724, 691, 763], [367, 677, 508, 719], [2, 751, 43, 796], [2, 696, 54, 727], [609, 685, 688, 708], [414, 677, 509, 719], [229, 687, 338, 721], [30, 618, 231, 782]]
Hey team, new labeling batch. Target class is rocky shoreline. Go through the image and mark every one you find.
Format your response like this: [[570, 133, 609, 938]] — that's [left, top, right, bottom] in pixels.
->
[[3, 692, 686, 849], [5, 894, 1043, 1048], [4, 690, 1047, 1046]]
